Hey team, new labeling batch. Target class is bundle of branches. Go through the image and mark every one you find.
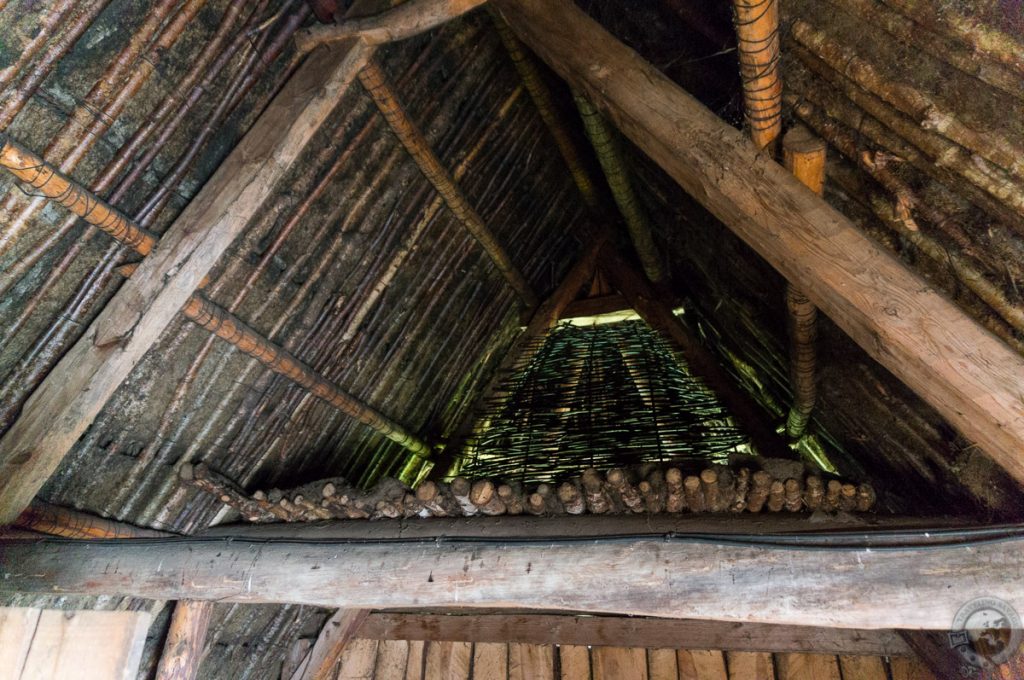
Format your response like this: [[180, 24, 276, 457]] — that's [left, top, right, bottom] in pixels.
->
[[460, 321, 749, 485], [180, 459, 876, 523]]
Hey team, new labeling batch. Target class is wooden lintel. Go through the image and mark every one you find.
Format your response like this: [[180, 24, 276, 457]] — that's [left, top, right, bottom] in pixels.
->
[[0, 26, 380, 524], [356, 612, 914, 657], [493, 0, 1024, 486], [558, 293, 631, 320], [2, 526, 1021, 630]]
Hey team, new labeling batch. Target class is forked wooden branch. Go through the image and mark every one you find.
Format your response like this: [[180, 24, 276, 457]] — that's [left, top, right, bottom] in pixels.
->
[[295, 0, 489, 52]]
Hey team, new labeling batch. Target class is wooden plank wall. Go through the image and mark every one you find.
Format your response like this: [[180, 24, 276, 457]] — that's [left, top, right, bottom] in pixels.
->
[[0, 607, 151, 680], [334, 640, 938, 680]]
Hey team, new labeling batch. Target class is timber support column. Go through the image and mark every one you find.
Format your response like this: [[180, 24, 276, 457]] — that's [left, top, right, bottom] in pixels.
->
[[781, 126, 826, 439]]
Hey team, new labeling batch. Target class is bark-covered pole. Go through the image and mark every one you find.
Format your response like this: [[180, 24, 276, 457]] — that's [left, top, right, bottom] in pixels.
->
[[489, 9, 600, 211], [573, 92, 664, 282], [732, 0, 783, 152], [732, 0, 817, 439], [0, 133, 434, 463], [781, 126, 825, 439], [358, 59, 538, 308], [0, 135, 158, 255], [181, 295, 434, 460]]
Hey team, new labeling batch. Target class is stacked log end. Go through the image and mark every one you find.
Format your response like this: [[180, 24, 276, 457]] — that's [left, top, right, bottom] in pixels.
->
[[180, 459, 878, 523]]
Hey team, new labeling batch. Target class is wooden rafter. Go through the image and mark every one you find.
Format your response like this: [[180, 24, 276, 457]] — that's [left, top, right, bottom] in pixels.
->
[[358, 58, 537, 308], [494, 0, 1024, 487]]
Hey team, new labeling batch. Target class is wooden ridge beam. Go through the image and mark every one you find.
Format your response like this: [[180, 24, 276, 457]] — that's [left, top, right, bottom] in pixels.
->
[[0, 8, 385, 523], [356, 612, 914, 657], [493, 0, 1024, 486], [3, 531, 1022, 629]]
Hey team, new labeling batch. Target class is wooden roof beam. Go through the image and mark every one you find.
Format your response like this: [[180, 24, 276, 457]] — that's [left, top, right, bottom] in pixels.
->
[[3, 529, 1023, 629], [493, 0, 1024, 487]]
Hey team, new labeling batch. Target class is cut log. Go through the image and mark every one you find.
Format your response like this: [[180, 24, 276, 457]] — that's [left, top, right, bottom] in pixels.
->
[[494, 0, 1024, 487], [0, 35, 377, 524], [155, 600, 214, 680], [4, 530, 1024, 629]]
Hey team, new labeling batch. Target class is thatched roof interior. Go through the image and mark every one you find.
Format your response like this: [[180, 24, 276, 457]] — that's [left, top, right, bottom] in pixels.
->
[[1, 0, 1023, 676]]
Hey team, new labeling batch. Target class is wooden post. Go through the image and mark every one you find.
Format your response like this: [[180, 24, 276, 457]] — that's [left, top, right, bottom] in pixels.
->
[[358, 58, 537, 308], [289, 609, 371, 680], [781, 126, 825, 439], [0, 33, 378, 524], [155, 600, 214, 680], [295, 0, 490, 51], [732, 0, 782, 151], [492, 0, 1024, 488], [3, 529, 1023, 629]]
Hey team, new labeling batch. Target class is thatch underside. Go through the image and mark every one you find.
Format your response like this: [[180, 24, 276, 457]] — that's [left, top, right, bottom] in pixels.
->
[[1, 0, 1024, 677]]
